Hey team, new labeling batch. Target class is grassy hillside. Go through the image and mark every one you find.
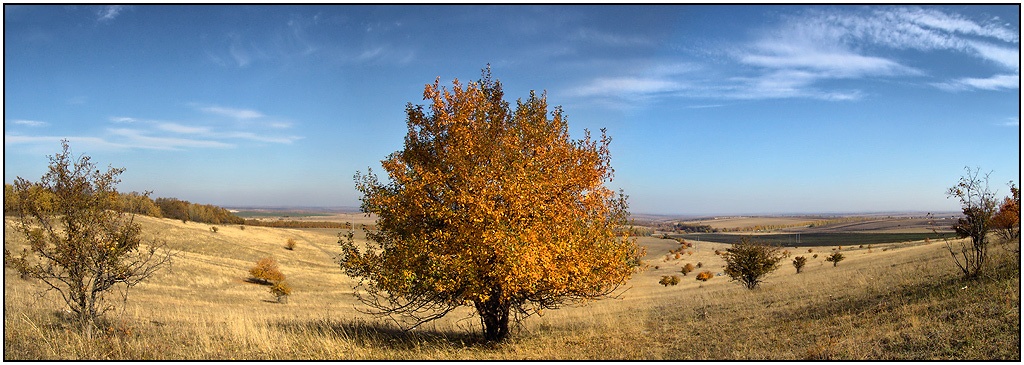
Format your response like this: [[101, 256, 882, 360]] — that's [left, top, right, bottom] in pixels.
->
[[4, 215, 1019, 360]]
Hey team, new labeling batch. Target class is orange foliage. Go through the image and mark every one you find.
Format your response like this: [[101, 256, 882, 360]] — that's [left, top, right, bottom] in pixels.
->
[[696, 271, 714, 281], [249, 257, 285, 284], [339, 68, 644, 342]]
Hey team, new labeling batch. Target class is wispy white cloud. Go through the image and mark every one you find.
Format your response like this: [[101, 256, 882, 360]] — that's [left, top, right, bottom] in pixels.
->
[[933, 74, 1020, 91], [967, 41, 1019, 71], [108, 128, 234, 150], [222, 132, 303, 144], [571, 6, 1019, 108], [570, 77, 687, 100], [5, 135, 129, 150], [12, 120, 49, 127], [10, 104, 302, 152], [158, 122, 211, 134], [569, 27, 656, 47], [96, 5, 128, 22], [999, 117, 1020, 127], [200, 106, 265, 120]]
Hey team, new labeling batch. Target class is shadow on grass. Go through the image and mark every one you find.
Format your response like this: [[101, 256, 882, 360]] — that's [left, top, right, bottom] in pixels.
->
[[270, 317, 495, 350]]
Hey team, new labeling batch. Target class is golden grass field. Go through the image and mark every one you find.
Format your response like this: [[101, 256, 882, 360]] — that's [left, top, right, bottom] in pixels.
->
[[3, 214, 1020, 360]]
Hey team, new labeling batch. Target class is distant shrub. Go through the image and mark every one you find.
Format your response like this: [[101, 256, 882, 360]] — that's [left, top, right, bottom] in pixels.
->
[[249, 257, 285, 284], [681, 263, 695, 275], [270, 281, 292, 303], [858, 245, 864, 248], [654, 266, 660, 270], [825, 252, 845, 267], [285, 238, 297, 250], [696, 271, 714, 281], [722, 237, 786, 289], [808, 248, 813, 253], [674, 253, 682, 260], [837, 245, 842, 250], [696, 262, 703, 269], [658, 275, 680, 286], [239, 225, 245, 230], [210, 226, 219, 233], [813, 254, 819, 259], [687, 251, 693, 256], [715, 250, 722, 255], [793, 256, 807, 273]]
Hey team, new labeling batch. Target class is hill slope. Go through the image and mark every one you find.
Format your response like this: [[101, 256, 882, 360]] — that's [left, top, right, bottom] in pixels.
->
[[4, 215, 1019, 359]]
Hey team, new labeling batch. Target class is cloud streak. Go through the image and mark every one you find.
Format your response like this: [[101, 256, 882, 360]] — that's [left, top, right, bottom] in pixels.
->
[[200, 106, 265, 120], [10, 104, 302, 152], [569, 6, 1018, 107], [96, 5, 128, 22], [12, 120, 49, 127]]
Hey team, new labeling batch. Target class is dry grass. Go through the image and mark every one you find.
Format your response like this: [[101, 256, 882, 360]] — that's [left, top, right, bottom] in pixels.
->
[[4, 215, 1019, 360]]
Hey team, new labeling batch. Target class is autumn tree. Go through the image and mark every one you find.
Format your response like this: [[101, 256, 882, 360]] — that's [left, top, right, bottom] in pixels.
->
[[722, 237, 785, 289], [3, 140, 171, 334], [338, 68, 644, 342], [945, 167, 999, 279], [991, 181, 1020, 243], [826, 252, 845, 267], [793, 256, 807, 273], [249, 257, 285, 285]]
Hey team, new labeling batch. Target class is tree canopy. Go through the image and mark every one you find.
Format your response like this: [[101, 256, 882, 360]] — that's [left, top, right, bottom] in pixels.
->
[[339, 68, 644, 342]]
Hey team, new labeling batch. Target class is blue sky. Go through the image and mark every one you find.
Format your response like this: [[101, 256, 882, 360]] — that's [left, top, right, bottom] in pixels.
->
[[4, 4, 1020, 215]]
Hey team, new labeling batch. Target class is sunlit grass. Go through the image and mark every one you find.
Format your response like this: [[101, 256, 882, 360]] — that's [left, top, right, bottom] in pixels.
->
[[4, 215, 1019, 360]]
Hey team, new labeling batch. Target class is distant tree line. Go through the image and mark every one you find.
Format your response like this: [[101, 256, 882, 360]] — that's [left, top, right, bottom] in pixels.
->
[[649, 222, 717, 233], [4, 184, 243, 225], [153, 197, 245, 224]]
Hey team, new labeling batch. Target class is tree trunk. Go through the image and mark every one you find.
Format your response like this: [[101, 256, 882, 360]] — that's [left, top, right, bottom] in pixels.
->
[[475, 295, 511, 342]]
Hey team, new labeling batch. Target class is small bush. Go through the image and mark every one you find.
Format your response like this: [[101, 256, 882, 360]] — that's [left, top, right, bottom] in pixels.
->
[[715, 250, 722, 255], [808, 248, 813, 253], [239, 225, 245, 230], [681, 263, 695, 275], [270, 281, 292, 303], [249, 257, 285, 284], [696, 262, 703, 269], [813, 254, 819, 259], [674, 253, 682, 260], [825, 252, 845, 267], [722, 237, 786, 289], [285, 238, 297, 250], [696, 271, 714, 281], [687, 251, 693, 256], [793, 256, 807, 273], [658, 275, 680, 286], [210, 226, 219, 233]]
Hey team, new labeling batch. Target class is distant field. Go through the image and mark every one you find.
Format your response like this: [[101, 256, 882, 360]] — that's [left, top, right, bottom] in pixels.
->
[[668, 232, 953, 247], [232, 211, 333, 218], [679, 216, 821, 230]]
